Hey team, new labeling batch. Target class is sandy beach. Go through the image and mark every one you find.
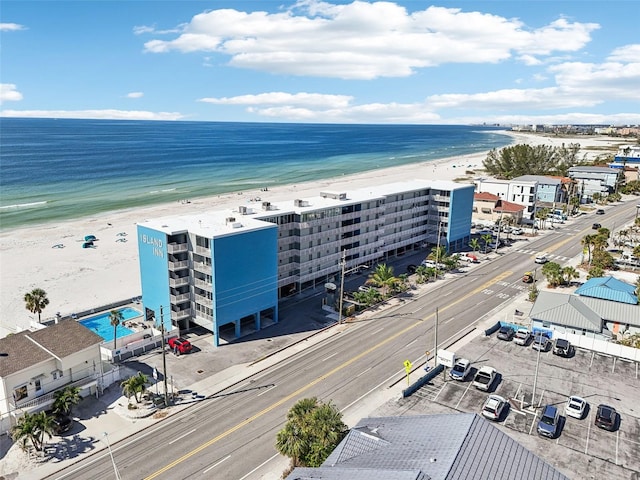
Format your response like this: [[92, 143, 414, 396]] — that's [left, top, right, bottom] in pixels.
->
[[0, 131, 625, 335]]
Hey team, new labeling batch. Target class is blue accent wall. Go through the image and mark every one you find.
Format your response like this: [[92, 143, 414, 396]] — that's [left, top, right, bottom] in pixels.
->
[[137, 225, 171, 330], [448, 185, 474, 249], [211, 226, 278, 330]]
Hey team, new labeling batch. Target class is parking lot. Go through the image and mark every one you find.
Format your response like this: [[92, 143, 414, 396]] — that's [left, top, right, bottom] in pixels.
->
[[403, 333, 640, 479]]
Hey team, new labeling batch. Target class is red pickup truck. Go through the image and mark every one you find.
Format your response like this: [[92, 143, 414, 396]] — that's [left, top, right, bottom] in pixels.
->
[[168, 337, 192, 354]]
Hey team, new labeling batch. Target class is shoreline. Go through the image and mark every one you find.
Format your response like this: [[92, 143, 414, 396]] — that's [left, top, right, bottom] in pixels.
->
[[0, 131, 625, 335]]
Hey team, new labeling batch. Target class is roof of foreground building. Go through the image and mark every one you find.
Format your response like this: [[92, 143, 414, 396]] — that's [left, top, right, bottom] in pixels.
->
[[287, 414, 569, 480], [574, 276, 638, 305]]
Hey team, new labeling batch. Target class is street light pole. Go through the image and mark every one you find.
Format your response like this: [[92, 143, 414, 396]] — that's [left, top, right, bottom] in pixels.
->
[[338, 250, 346, 324], [434, 307, 439, 366], [158, 305, 169, 406], [434, 222, 443, 282], [103, 432, 121, 480], [532, 333, 543, 407]]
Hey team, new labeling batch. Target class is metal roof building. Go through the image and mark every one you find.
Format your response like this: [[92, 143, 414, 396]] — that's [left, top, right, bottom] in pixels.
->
[[574, 276, 638, 305], [287, 414, 568, 480]]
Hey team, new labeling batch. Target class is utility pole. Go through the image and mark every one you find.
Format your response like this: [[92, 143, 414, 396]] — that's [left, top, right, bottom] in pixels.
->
[[158, 305, 169, 407], [434, 222, 442, 282], [434, 307, 439, 367], [338, 250, 346, 324]]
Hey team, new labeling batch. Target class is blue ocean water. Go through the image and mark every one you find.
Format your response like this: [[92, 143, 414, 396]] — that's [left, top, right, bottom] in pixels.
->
[[0, 118, 511, 229]]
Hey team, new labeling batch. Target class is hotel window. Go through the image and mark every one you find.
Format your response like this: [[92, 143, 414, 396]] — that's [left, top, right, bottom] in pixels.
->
[[14, 385, 28, 402]]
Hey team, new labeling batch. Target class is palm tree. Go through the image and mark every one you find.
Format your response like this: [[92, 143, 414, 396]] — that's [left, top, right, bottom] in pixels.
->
[[121, 372, 149, 403], [541, 262, 563, 287], [11, 411, 54, 452], [562, 266, 580, 286], [24, 288, 49, 323], [368, 263, 397, 297], [109, 309, 124, 350], [275, 397, 347, 468], [469, 238, 481, 254], [581, 235, 594, 264], [427, 245, 447, 264], [481, 233, 493, 253], [52, 386, 82, 417]]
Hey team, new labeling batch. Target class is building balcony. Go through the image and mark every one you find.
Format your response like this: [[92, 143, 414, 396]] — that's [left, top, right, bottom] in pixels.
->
[[169, 276, 189, 288], [171, 309, 191, 321], [192, 262, 210, 275], [193, 278, 211, 290], [167, 243, 188, 254], [194, 245, 210, 256], [168, 260, 189, 271], [170, 292, 190, 303]]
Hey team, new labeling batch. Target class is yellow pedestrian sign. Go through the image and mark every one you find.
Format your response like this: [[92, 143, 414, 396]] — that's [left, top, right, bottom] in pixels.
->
[[404, 360, 412, 385]]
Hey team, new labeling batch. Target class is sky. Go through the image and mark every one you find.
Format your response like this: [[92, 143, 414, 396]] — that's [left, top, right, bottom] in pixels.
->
[[1, 0, 639, 125]]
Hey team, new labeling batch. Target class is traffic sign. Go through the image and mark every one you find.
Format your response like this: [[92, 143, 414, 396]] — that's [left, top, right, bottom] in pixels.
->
[[403, 360, 412, 372]]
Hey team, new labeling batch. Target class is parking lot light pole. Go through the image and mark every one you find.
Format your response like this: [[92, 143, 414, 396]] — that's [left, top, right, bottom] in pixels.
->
[[158, 305, 169, 407], [532, 333, 543, 407]]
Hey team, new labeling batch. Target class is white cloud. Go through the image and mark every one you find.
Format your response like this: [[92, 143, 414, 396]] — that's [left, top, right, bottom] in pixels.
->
[[0, 84, 23, 103], [199, 92, 353, 108], [142, 2, 599, 79], [607, 44, 640, 63], [126, 92, 144, 99], [133, 24, 185, 35], [0, 109, 185, 121], [0, 23, 26, 32]]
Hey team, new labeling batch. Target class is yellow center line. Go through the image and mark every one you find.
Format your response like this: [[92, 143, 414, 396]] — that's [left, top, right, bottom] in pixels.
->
[[145, 269, 512, 479]]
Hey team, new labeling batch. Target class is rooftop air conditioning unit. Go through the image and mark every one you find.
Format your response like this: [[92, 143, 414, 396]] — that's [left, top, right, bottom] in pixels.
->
[[238, 206, 248, 214], [262, 201, 271, 210], [225, 217, 236, 224]]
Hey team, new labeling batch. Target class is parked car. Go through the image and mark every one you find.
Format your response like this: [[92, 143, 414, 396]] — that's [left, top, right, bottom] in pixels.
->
[[534, 253, 548, 264], [537, 405, 560, 438], [532, 334, 551, 352], [522, 271, 534, 283], [421, 259, 436, 268], [482, 395, 507, 421], [497, 326, 515, 341], [596, 209, 605, 215], [472, 366, 497, 391], [406, 264, 418, 274], [592, 223, 602, 230], [513, 329, 532, 346], [53, 414, 73, 434], [595, 404, 618, 431], [565, 396, 588, 420], [512, 228, 524, 235], [358, 285, 375, 293], [552, 338, 572, 357], [168, 337, 192, 354], [449, 358, 472, 381]]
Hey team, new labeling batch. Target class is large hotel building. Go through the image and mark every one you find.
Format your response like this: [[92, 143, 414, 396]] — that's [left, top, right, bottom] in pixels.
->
[[137, 180, 474, 346]]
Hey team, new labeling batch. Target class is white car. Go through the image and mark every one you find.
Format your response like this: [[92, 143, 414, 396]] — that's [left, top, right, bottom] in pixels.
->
[[535, 253, 548, 264], [449, 358, 472, 381], [565, 396, 588, 419], [513, 329, 531, 346], [473, 366, 497, 391], [482, 395, 507, 421]]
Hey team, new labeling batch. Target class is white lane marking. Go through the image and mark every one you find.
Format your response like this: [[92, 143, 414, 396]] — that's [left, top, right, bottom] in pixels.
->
[[256, 385, 277, 397], [323, 352, 338, 361], [168, 428, 197, 445], [356, 367, 372, 378], [238, 453, 279, 480], [372, 327, 385, 335], [203, 455, 231, 474], [406, 338, 417, 347]]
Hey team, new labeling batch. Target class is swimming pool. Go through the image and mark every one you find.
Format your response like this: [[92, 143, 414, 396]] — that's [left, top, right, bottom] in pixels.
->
[[79, 307, 141, 342]]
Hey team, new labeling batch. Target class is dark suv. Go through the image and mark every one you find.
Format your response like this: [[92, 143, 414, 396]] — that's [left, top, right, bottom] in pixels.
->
[[595, 404, 617, 431], [537, 405, 560, 438], [497, 326, 515, 341]]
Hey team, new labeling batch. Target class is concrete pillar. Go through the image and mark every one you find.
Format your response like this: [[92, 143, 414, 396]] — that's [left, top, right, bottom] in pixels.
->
[[254, 312, 260, 331], [235, 319, 241, 338]]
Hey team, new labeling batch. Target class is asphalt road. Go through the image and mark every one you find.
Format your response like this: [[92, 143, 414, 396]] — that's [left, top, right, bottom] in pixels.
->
[[47, 200, 639, 480]]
